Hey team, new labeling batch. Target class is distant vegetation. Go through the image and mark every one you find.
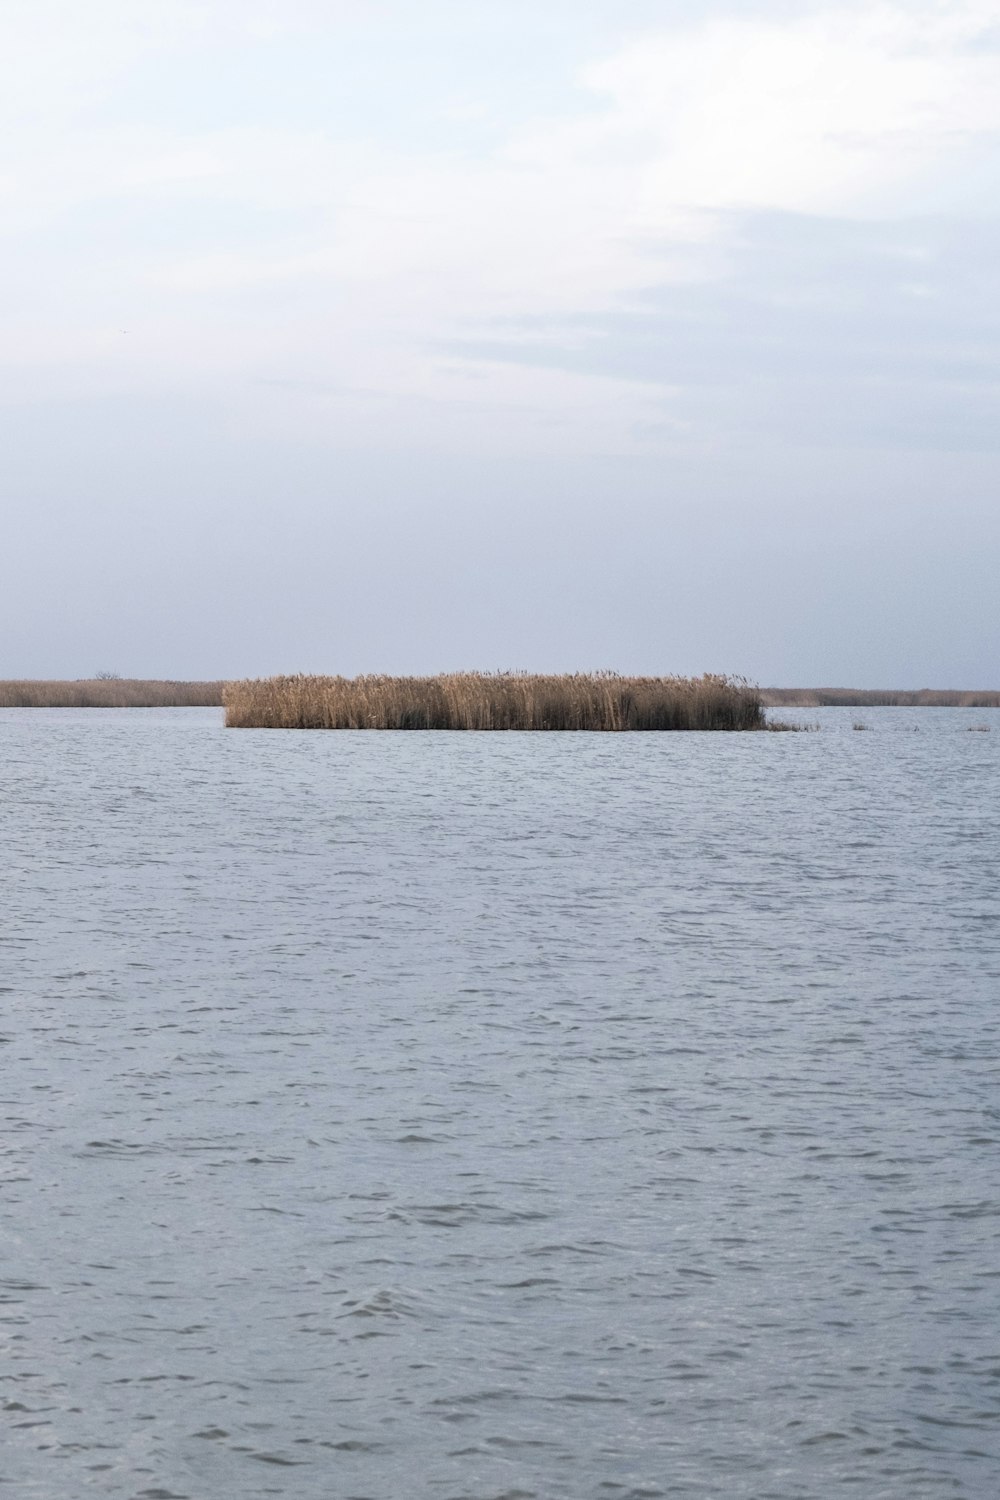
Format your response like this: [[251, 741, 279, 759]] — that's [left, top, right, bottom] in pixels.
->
[[224, 673, 765, 731], [761, 688, 1000, 708], [0, 679, 224, 708], [11, 678, 992, 717]]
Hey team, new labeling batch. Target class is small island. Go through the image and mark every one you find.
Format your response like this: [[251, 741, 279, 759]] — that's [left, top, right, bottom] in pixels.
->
[[222, 672, 765, 730]]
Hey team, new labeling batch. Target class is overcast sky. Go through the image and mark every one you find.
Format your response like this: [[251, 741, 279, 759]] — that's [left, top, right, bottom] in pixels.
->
[[3, 0, 999, 683]]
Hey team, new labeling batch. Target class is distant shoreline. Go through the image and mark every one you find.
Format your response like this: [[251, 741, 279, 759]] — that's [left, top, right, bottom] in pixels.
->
[[760, 688, 1000, 708], [1, 680, 998, 713], [0, 680, 223, 708]]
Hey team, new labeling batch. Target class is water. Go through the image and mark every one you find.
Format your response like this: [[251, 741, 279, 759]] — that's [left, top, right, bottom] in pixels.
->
[[2, 706, 999, 1499]]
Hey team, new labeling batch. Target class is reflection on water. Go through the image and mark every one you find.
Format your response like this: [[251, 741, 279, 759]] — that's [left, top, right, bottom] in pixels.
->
[[1, 706, 999, 1498]]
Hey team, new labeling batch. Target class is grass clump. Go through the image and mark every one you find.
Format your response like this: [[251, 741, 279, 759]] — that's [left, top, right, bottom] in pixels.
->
[[0, 679, 223, 708], [224, 672, 765, 731]]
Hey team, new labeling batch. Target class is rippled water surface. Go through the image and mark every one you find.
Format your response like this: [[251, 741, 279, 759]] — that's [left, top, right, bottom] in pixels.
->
[[2, 706, 999, 1499]]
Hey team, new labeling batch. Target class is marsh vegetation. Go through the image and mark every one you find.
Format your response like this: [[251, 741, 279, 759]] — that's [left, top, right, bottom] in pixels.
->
[[762, 687, 1000, 708], [223, 672, 765, 731], [0, 679, 224, 708]]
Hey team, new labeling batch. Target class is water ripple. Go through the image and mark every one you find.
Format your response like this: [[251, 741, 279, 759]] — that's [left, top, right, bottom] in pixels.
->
[[0, 705, 998, 1496]]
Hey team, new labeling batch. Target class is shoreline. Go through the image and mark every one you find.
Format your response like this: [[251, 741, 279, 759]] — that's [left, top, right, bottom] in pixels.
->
[[3, 680, 998, 713], [761, 688, 1000, 708]]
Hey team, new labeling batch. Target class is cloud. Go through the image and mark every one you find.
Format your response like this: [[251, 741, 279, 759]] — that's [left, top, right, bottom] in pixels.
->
[[580, 3, 1000, 222], [1, 0, 999, 454], [445, 210, 1000, 451]]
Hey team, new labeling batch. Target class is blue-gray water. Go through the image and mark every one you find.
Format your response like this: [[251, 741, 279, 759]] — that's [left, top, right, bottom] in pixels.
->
[[2, 706, 999, 1499]]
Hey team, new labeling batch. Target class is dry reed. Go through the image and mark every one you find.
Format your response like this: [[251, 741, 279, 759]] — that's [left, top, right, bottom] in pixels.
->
[[224, 672, 765, 731], [762, 687, 1000, 708], [0, 679, 223, 708]]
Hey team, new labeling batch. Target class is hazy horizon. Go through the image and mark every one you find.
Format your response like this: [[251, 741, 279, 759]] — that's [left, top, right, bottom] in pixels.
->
[[4, 1, 999, 686]]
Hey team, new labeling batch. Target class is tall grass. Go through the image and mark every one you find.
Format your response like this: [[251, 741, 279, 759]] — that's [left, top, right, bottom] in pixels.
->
[[224, 672, 765, 731], [0, 679, 223, 708], [762, 687, 1000, 707]]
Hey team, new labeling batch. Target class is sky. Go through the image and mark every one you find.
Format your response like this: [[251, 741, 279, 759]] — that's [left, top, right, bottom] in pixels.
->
[[3, 0, 1000, 684]]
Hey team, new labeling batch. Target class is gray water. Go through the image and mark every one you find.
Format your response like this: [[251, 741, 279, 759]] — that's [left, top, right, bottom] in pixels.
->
[[2, 706, 999, 1499]]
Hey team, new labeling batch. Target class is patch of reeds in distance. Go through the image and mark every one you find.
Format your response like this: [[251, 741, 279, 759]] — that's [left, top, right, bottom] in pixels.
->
[[0, 679, 224, 708], [762, 687, 1000, 707], [223, 672, 765, 731]]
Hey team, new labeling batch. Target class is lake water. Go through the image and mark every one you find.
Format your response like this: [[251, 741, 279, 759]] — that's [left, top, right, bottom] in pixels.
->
[[2, 706, 999, 1499]]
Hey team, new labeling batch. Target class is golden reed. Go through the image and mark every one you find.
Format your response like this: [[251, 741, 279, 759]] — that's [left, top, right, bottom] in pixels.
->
[[223, 672, 765, 731], [0, 679, 223, 708]]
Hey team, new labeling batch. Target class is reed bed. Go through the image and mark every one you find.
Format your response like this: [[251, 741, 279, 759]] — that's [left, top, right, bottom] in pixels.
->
[[0, 679, 223, 708], [762, 687, 1000, 708], [223, 672, 765, 731]]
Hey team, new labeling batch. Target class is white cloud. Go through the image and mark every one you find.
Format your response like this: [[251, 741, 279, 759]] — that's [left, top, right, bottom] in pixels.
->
[[584, 3, 1000, 223], [2, 0, 1000, 449]]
